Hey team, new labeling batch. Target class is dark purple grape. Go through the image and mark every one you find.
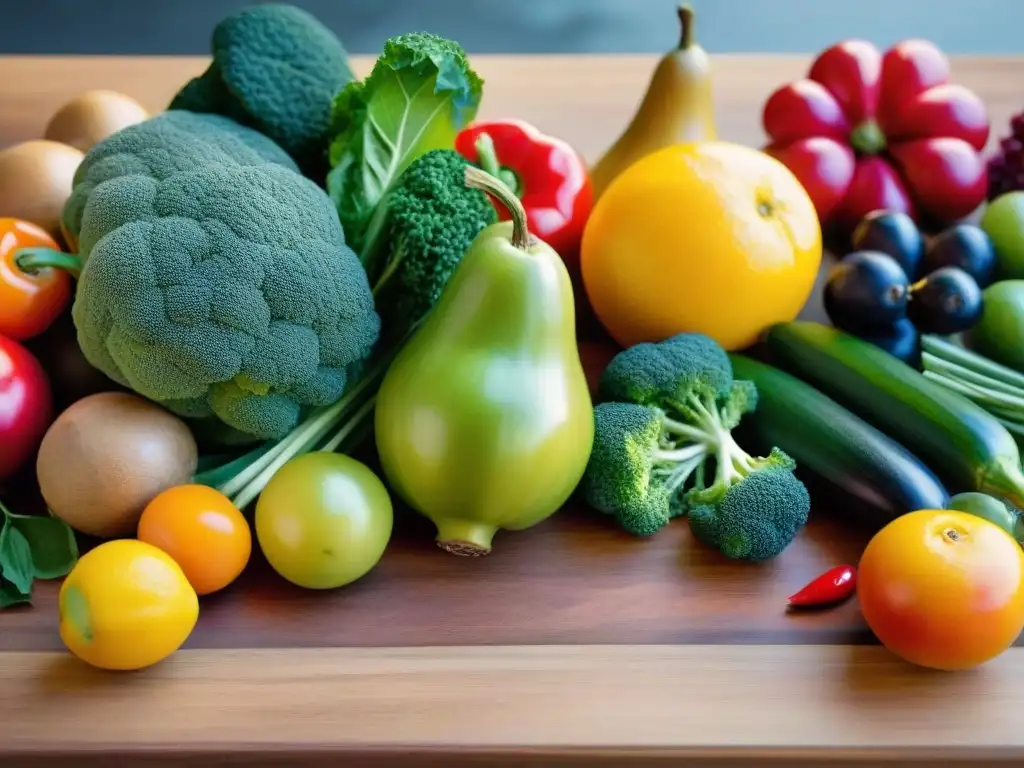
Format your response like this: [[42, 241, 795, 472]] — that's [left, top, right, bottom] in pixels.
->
[[857, 318, 921, 367], [908, 267, 983, 335], [920, 224, 996, 287], [849, 210, 924, 277], [1012, 113, 1024, 140], [824, 251, 910, 330], [988, 114, 1024, 200]]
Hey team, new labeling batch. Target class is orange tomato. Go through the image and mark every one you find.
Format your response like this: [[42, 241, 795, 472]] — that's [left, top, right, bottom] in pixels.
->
[[0, 217, 73, 340], [137, 484, 252, 596], [857, 509, 1024, 671], [579, 141, 822, 351]]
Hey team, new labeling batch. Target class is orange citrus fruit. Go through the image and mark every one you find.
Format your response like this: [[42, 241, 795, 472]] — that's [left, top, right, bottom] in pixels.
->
[[858, 509, 1024, 671], [59, 539, 199, 670], [580, 140, 822, 351], [138, 483, 252, 595]]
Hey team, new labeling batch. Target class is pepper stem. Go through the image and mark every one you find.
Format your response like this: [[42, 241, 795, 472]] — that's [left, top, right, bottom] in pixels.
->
[[464, 166, 532, 250], [473, 133, 520, 197], [849, 120, 887, 155], [15, 247, 83, 279], [433, 517, 497, 556], [677, 4, 695, 49]]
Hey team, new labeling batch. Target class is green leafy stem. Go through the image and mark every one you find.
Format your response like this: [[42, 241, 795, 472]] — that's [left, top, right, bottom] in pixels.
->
[[0, 498, 79, 610]]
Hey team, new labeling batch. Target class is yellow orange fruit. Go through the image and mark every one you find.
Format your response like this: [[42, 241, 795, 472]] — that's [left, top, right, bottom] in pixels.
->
[[580, 141, 822, 351], [59, 539, 199, 671]]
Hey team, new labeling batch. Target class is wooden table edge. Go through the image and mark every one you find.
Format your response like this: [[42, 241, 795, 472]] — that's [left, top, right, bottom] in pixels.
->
[[3, 643, 1023, 763]]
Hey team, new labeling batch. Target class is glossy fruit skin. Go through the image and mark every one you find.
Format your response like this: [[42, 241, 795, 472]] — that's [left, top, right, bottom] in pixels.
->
[[947, 492, 1019, 540], [581, 141, 822, 351], [823, 251, 909, 329], [980, 191, 1024, 279], [907, 266, 982, 335], [921, 223, 996, 287], [0, 334, 53, 481], [59, 539, 199, 671], [377, 216, 595, 554], [255, 453, 393, 589], [763, 39, 989, 234], [857, 509, 1024, 670], [137, 484, 252, 595], [849, 210, 924, 278], [964, 280, 1024, 371], [0, 218, 72, 341], [856, 317, 921, 367]]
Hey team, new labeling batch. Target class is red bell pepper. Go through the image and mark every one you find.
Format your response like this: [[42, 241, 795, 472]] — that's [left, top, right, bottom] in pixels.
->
[[762, 39, 990, 234], [455, 119, 593, 260]]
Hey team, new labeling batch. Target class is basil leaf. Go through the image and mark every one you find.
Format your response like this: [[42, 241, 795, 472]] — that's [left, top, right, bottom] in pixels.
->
[[0, 576, 30, 610], [7, 512, 79, 579], [0, 522, 35, 595]]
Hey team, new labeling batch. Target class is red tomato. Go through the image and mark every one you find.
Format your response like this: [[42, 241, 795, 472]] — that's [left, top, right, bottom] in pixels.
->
[[0, 218, 73, 341], [0, 335, 53, 480], [858, 509, 1024, 671]]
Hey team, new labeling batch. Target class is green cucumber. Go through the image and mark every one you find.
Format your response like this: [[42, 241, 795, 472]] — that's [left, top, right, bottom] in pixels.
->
[[766, 321, 1024, 508], [730, 355, 948, 522]]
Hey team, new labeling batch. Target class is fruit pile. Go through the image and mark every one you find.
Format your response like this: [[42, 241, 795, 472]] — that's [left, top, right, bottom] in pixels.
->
[[8, 3, 1024, 681], [823, 211, 993, 362]]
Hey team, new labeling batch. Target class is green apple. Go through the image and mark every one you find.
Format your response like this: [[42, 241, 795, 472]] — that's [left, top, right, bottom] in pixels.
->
[[981, 191, 1024, 278]]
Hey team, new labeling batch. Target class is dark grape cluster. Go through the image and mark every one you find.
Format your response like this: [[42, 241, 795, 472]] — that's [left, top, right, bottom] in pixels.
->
[[824, 211, 992, 365], [987, 114, 1024, 201]]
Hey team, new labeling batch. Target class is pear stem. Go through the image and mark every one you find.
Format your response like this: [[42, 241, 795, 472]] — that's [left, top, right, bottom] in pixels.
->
[[677, 4, 695, 49], [464, 165, 531, 250]]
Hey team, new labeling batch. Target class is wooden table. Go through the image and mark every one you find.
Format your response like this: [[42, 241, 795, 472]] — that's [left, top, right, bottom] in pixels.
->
[[2, 53, 1024, 766]]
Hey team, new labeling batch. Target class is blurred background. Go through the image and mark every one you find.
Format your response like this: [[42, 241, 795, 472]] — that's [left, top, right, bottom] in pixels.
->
[[1, 0, 1020, 55]]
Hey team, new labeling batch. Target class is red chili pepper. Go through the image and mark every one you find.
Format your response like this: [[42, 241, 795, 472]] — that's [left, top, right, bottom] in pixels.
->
[[455, 119, 593, 261], [787, 564, 857, 608]]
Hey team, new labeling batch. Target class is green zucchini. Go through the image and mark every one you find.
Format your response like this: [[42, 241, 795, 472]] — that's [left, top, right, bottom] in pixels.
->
[[730, 354, 949, 522], [766, 321, 1024, 508]]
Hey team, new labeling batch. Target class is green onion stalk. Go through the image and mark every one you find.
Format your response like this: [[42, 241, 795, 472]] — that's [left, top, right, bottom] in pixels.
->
[[920, 336, 1024, 441]]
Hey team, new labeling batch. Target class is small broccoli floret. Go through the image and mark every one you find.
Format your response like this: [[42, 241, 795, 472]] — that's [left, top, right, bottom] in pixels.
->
[[688, 468, 811, 563], [599, 333, 733, 407], [581, 334, 810, 557], [582, 402, 709, 536], [359, 149, 497, 342]]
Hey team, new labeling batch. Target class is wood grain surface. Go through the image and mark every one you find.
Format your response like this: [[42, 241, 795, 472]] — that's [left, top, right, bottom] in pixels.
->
[[2, 53, 1024, 764]]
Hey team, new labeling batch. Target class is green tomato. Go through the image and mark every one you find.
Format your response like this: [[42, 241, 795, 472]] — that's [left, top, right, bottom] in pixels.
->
[[255, 453, 393, 589], [947, 492, 1019, 541], [981, 191, 1024, 278]]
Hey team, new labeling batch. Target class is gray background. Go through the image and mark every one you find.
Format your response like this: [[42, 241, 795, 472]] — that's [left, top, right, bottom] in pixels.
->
[[0, 0, 1020, 55]]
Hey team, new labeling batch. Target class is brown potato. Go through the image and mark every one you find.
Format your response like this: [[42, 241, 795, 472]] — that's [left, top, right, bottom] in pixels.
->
[[0, 140, 83, 241], [44, 90, 149, 152], [36, 392, 199, 538]]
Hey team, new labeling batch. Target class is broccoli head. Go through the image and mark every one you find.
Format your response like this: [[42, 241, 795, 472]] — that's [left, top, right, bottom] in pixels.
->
[[688, 467, 811, 563], [580, 334, 811, 557], [358, 149, 496, 342], [599, 332, 733, 408], [583, 402, 708, 536], [169, 3, 353, 177], [62, 110, 298, 249], [71, 161, 380, 440]]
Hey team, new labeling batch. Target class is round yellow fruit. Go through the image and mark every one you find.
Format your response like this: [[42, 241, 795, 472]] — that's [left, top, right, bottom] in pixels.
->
[[58, 539, 199, 671], [580, 141, 822, 351]]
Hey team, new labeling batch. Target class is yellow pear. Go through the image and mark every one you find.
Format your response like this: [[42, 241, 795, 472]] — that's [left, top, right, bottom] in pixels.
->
[[590, 4, 717, 200]]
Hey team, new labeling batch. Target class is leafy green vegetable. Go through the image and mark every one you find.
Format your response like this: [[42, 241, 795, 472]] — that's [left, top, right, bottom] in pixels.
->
[[0, 500, 79, 610], [326, 32, 484, 253], [0, 523, 34, 595]]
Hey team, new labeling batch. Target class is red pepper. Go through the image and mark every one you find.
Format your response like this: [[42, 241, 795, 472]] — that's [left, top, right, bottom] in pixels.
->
[[762, 39, 990, 234], [787, 564, 857, 608], [455, 119, 593, 261]]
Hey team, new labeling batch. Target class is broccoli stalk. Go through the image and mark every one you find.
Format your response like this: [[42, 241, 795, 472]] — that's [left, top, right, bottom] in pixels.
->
[[581, 333, 811, 561]]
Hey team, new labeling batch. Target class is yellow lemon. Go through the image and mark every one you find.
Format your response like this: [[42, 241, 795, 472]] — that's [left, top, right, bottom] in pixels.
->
[[58, 539, 199, 670]]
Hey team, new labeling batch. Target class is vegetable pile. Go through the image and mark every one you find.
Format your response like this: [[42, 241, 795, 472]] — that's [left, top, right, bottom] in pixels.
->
[[7, 2, 1024, 677]]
